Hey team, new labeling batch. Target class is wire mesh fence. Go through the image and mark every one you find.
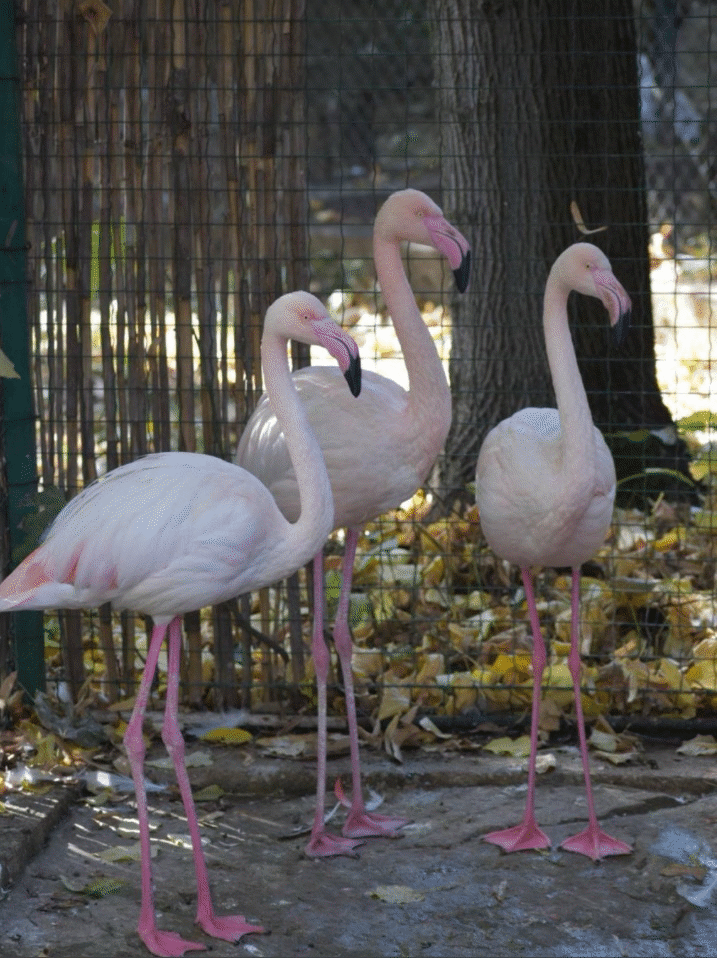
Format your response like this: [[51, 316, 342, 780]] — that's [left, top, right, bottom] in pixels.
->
[[2, 0, 716, 739]]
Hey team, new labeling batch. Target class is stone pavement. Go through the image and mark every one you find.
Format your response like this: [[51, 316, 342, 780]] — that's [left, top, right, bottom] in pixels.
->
[[1, 741, 717, 956]]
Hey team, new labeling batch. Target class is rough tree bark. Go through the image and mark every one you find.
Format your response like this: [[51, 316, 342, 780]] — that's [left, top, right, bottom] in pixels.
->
[[430, 0, 691, 507]]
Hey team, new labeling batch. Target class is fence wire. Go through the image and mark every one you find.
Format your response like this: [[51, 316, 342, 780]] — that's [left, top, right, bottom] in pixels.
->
[[4, 1, 716, 739]]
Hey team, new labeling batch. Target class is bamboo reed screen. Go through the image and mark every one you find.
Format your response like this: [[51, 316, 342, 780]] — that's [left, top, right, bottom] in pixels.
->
[[18, 0, 310, 708]]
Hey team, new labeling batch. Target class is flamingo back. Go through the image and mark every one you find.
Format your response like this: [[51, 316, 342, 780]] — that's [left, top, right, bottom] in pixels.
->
[[238, 365, 432, 530]]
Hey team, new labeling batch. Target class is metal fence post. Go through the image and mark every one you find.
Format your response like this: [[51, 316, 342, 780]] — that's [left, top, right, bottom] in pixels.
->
[[0, 0, 44, 699]]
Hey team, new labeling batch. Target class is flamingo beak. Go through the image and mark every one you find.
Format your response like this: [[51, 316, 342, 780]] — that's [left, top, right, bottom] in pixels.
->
[[424, 216, 471, 293], [595, 269, 631, 346], [453, 249, 471, 294], [312, 316, 362, 397], [612, 307, 630, 347], [343, 350, 362, 398]]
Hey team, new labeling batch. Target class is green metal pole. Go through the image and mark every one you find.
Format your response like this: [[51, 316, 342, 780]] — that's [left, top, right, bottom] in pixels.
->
[[0, 1, 44, 698]]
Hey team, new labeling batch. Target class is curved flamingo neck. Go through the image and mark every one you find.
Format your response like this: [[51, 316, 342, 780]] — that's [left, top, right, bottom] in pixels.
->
[[542, 271, 595, 467], [260, 332, 334, 554], [373, 230, 451, 424]]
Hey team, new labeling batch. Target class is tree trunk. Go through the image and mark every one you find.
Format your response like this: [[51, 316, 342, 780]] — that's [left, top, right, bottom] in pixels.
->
[[431, 0, 688, 507]]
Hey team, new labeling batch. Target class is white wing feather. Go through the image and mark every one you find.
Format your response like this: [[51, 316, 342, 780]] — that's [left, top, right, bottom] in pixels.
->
[[15, 453, 296, 618]]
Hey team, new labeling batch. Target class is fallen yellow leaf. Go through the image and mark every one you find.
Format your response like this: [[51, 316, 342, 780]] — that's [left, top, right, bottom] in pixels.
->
[[676, 734, 717, 756], [483, 735, 531, 758], [685, 661, 717, 692], [541, 663, 574, 709], [654, 526, 687, 552], [97, 842, 156, 863], [377, 683, 412, 721], [693, 510, 717, 534], [421, 555, 444, 587], [200, 727, 252, 745], [592, 750, 635, 765], [490, 652, 532, 682], [255, 735, 310, 758], [194, 784, 225, 802]]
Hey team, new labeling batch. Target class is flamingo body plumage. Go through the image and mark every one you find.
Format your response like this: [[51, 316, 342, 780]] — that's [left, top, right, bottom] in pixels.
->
[[475, 243, 633, 861], [242, 366, 428, 529], [237, 189, 470, 856], [6, 454, 323, 618], [0, 292, 361, 956], [477, 406, 617, 571]]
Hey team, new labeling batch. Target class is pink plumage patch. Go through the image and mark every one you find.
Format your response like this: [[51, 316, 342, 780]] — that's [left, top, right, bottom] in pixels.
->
[[61, 549, 82, 585], [0, 555, 53, 599], [59, 548, 117, 591]]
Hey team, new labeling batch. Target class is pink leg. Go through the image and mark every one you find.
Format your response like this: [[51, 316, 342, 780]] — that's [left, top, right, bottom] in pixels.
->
[[334, 528, 410, 840], [162, 619, 265, 940], [124, 619, 204, 957], [484, 569, 551, 854], [560, 570, 632, 860], [305, 551, 364, 858]]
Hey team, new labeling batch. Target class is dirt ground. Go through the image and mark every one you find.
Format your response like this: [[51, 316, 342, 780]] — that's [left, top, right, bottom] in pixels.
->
[[2, 743, 717, 957]]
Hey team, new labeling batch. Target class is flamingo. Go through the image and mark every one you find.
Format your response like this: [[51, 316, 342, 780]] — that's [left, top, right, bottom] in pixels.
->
[[237, 189, 470, 857], [0, 292, 361, 957], [475, 242, 632, 861]]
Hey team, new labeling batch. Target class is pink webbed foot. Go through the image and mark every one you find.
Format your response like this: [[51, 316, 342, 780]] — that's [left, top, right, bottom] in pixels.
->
[[483, 816, 551, 853], [197, 913, 265, 943], [305, 826, 365, 859], [139, 927, 206, 957], [560, 824, 632, 861], [335, 778, 410, 840]]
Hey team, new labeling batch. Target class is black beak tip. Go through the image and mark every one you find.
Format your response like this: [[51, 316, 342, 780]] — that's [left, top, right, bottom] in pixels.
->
[[344, 354, 362, 398], [453, 250, 471, 294], [612, 309, 631, 347]]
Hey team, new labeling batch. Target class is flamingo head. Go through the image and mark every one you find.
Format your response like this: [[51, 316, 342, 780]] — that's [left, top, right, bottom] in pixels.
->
[[375, 189, 471, 293], [562, 243, 632, 343], [265, 291, 362, 397]]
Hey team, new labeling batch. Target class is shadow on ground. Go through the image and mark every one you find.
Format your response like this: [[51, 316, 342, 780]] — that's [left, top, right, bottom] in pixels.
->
[[1, 745, 717, 957]]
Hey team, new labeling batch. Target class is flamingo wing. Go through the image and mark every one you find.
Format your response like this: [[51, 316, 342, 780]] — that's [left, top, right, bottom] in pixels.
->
[[0, 453, 287, 618], [238, 366, 417, 529]]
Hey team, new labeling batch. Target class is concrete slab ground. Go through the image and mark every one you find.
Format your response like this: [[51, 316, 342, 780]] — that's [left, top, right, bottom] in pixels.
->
[[1, 743, 717, 957]]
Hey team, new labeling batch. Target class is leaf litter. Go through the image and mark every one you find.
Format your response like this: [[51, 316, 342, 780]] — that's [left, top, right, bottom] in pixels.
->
[[1, 274, 715, 882]]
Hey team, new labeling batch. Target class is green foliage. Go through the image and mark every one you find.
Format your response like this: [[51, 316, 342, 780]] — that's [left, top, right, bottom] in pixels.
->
[[675, 409, 717, 434], [615, 466, 699, 503], [606, 425, 702, 508]]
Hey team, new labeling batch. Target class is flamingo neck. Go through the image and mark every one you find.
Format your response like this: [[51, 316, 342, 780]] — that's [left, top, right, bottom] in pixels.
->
[[542, 273, 595, 466], [373, 231, 451, 427], [260, 334, 334, 555]]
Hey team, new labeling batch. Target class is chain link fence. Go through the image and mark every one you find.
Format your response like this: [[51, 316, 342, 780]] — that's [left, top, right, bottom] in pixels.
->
[[1, 0, 715, 738]]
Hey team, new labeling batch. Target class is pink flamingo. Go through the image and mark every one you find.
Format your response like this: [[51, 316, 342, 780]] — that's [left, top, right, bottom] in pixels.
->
[[0, 292, 360, 957], [475, 243, 632, 861], [237, 189, 470, 857]]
